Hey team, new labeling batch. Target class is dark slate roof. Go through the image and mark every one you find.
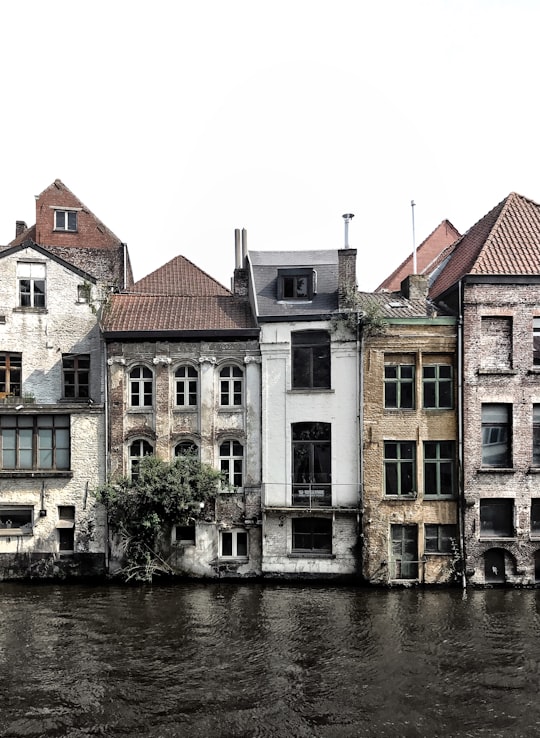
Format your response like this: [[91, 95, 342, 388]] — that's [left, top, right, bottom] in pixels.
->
[[102, 254, 256, 334], [376, 220, 461, 292], [430, 193, 540, 299], [249, 250, 339, 319], [356, 291, 453, 319]]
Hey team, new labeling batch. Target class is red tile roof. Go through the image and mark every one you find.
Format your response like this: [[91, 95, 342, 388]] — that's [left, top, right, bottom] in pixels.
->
[[430, 193, 540, 299], [376, 220, 461, 291], [103, 254, 256, 333]]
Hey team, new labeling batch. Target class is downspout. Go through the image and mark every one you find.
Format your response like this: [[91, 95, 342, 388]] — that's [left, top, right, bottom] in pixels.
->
[[358, 313, 365, 580], [457, 280, 467, 590], [103, 338, 110, 573]]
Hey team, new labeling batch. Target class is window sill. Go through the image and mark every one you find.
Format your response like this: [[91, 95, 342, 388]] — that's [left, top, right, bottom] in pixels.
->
[[288, 388, 334, 394], [423, 496, 457, 501], [173, 407, 198, 413], [477, 467, 515, 474], [383, 408, 415, 412], [528, 467, 540, 474], [0, 470, 73, 479], [128, 407, 154, 413], [478, 369, 516, 375], [12, 307, 48, 314], [288, 553, 335, 559], [219, 556, 249, 562], [218, 406, 244, 412], [384, 495, 417, 501], [0, 529, 33, 537], [424, 552, 452, 556], [479, 536, 516, 541], [527, 368, 540, 375]]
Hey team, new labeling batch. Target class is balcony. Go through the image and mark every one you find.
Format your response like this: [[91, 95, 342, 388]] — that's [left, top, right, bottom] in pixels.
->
[[292, 484, 331, 508]]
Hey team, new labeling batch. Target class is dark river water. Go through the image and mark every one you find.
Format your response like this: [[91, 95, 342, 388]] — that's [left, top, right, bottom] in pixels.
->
[[1, 582, 540, 738]]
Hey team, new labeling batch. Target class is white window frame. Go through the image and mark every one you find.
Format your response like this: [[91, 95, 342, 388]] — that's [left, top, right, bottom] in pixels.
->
[[129, 365, 154, 408], [219, 365, 243, 407], [129, 439, 154, 480], [219, 439, 244, 489], [17, 262, 46, 308], [174, 365, 198, 407], [54, 209, 78, 232], [220, 529, 248, 558]]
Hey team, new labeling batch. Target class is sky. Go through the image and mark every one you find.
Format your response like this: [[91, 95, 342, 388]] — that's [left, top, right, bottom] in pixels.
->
[[2, 0, 540, 292]]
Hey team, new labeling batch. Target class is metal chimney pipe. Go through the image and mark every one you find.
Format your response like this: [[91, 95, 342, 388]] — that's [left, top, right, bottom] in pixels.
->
[[241, 228, 248, 260], [234, 229, 241, 269], [342, 213, 354, 249]]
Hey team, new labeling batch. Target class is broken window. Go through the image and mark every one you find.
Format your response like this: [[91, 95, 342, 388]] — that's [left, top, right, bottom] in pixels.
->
[[390, 524, 418, 579], [57, 505, 75, 552], [424, 524, 457, 554], [219, 365, 243, 407], [292, 422, 331, 507], [423, 364, 453, 409], [54, 210, 78, 232], [219, 440, 243, 488], [129, 439, 153, 480], [175, 441, 198, 458], [480, 499, 514, 538], [0, 506, 33, 536], [17, 262, 46, 308], [0, 414, 70, 470], [384, 361, 415, 409], [220, 529, 248, 557], [384, 441, 415, 496], [62, 354, 90, 399], [481, 404, 512, 468], [129, 365, 153, 408], [277, 269, 314, 301], [423, 441, 455, 497], [0, 352, 22, 399], [292, 517, 332, 553], [174, 524, 196, 545], [291, 331, 330, 389], [175, 365, 198, 406]]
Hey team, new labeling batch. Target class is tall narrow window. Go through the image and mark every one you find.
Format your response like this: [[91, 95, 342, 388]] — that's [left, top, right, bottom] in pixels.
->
[[534, 318, 540, 366], [384, 363, 414, 409], [219, 366, 243, 407], [54, 210, 78, 232], [219, 440, 243, 488], [17, 262, 46, 308], [384, 441, 415, 496], [390, 524, 418, 579], [423, 441, 455, 497], [481, 317, 512, 370], [0, 352, 22, 398], [129, 439, 153, 480], [291, 331, 330, 389], [480, 499, 514, 538], [292, 422, 331, 507], [175, 365, 198, 407], [423, 365, 453, 409], [129, 366, 153, 408], [62, 354, 90, 399], [481, 404, 512, 468], [533, 405, 540, 467], [57, 505, 75, 552], [292, 518, 332, 553]]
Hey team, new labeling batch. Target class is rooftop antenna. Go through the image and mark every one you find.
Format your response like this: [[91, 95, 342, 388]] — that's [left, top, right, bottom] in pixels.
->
[[342, 213, 354, 249], [411, 200, 417, 274]]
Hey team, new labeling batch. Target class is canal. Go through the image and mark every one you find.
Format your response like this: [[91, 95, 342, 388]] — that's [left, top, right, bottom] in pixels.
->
[[1, 582, 539, 737]]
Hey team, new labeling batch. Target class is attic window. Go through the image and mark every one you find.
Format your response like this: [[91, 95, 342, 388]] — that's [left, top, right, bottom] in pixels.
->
[[277, 269, 314, 301], [54, 210, 78, 232]]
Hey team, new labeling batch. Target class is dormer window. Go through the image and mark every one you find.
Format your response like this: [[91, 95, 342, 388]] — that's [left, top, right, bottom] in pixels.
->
[[54, 210, 78, 232], [277, 268, 315, 301]]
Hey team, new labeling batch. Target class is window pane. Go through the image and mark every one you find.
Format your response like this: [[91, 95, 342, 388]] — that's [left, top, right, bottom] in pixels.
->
[[222, 532, 232, 557], [236, 532, 248, 556]]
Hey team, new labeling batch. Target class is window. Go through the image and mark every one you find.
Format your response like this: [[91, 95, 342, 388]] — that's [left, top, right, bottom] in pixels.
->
[[17, 262, 46, 308], [0, 507, 33, 536], [62, 354, 90, 399], [481, 404, 512, 468], [390, 524, 418, 579], [175, 365, 198, 407], [219, 440, 243, 488], [175, 441, 198, 457], [534, 318, 540, 366], [0, 415, 70, 470], [174, 524, 196, 545], [129, 366, 153, 408], [220, 529, 248, 557], [292, 518, 332, 553], [129, 439, 153, 480], [384, 441, 415, 496], [423, 441, 455, 497], [425, 524, 457, 554], [57, 505, 75, 552], [531, 500, 540, 536], [54, 210, 77, 232], [533, 405, 540, 466], [77, 284, 90, 303], [0, 352, 22, 398], [480, 499, 514, 538], [481, 317, 512, 370], [277, 269, 314, 301], [292, 422, 331, 507], [384, 363, 414, 409], [423, 365, 453, 409], [219, 365, 243, 407], [291, 331, 330, 389]]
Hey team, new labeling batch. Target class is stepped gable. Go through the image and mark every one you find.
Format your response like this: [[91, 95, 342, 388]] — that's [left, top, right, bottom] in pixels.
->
[[376, 220, 461, 292], [103, 254, 256, 334], [430, 193, 540, 299]]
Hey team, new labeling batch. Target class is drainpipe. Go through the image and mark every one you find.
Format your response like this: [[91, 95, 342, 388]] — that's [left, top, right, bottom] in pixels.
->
[[358, 314, 365, 580], [103, 339, 110, 572], [457, 280, 467, 590]]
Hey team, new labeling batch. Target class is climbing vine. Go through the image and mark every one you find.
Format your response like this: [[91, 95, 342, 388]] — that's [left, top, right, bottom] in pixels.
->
[[95, 454, 223, 582]]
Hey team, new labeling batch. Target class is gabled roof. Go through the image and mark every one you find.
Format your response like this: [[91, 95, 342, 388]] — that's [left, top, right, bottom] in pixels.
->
[[249, 249, 339, 319], [430, 193, 540, 299], [102, 253, 256, 335], [376, 220, 461, 292], [0, 239, 96, 283], [356, 291, 453, 319]]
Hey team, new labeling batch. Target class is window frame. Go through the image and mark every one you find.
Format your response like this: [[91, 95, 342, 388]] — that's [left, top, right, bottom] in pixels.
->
[[0, 414, 70, 471], [0, 506, 34, 536], [277, 268, 314, 301], [384, 362, 415, 410], [17, 262, 46, 309], [219, 439, 244, 489], [128, 365, 154, 409], [129, 438, 154, 480], [479, 499, 514, 538], [481, 403, 512, 468], [0, 352, 22, 399], [174, 524, 196, 546], [423, 441, 456, 498], [220, 529, 248, 558], [54, 209, 78, 232], [292, 421, 331, 507], [422, 364, 453, 409], [57, 505, 75, 553], [384, 441, 416, 497], [174, 365, 198, 407], [291, 331, 331, 390], [219, 365, 243, 407], [534, 317, 540, 366], [531, 499, 540, 537], [62, 353, 90, 400], [424, 524, 458, 554], [174, 441, 199, 458], [291, 517, 332, 554], [533, 405, 540, 467]]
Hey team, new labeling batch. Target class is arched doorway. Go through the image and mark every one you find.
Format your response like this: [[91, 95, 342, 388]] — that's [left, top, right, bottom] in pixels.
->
[[484, 548, 506, 584]]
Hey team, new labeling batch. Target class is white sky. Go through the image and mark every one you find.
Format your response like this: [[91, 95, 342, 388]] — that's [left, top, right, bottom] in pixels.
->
[[2, 0, 539, 292]]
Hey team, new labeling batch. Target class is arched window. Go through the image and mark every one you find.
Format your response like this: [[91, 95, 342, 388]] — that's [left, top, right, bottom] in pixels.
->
[[129, 366, 153, 408], [129, 439, 153, 480], [219, 440, 243, 488], [175, 366, 198, 407], [175, 441, 198, 458], [219, 365, 243, 407]]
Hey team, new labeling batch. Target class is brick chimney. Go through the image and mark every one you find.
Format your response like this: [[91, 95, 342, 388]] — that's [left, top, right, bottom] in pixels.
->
[[338, 248, 357, 310], [400, 274, 429, 302], [232, 228, 249, 298], [15, 221, 27, 237]]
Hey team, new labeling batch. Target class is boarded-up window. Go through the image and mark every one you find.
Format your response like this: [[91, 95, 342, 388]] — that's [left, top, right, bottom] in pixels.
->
[[481, 317, 512, 370]]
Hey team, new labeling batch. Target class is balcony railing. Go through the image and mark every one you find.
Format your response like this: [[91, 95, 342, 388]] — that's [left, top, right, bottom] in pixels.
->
[[292, 484, 331, 508]]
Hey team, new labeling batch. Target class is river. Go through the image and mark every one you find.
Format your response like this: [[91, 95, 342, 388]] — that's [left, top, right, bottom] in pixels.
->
[[1, 582, 539, 737]]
